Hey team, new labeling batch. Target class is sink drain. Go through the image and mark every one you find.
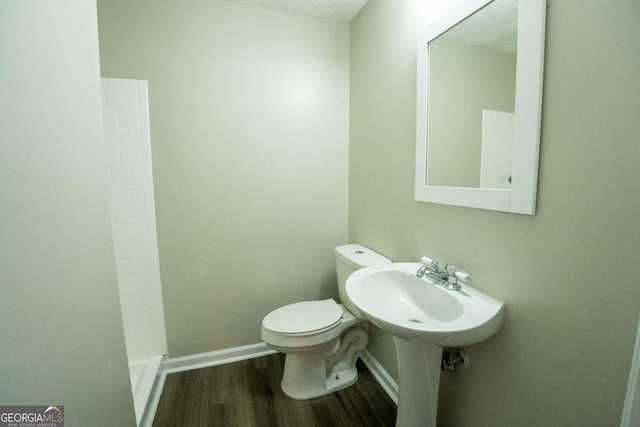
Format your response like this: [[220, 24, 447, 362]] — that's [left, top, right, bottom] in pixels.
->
[[408, 319, 423, 324]]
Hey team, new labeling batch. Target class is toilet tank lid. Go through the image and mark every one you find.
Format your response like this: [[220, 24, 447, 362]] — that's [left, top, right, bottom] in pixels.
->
[[334, 244, 391, 268]]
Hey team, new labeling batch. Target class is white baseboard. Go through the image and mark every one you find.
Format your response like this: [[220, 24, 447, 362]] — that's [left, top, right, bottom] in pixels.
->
[[141, 342, 397, 426], [360, 349, 399, 405], [162, 342, 277, 374]]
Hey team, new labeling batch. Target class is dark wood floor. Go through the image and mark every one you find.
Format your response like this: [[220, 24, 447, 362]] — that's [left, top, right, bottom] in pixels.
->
[[152, 353, 397, 426]]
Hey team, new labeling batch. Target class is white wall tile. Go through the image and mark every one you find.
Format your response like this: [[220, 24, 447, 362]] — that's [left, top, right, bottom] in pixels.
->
[[111, 223, 128, 243], [109, 187, 125, 205], [105, 79, 127, 108], [110, 167, 134, 186], [140, 132, 152, 160], [123, 187, 145, 204], [148, 240, 160, 264], [125, 80, 139, 111], [111, 203, 146, 224], [106, 127, 133, 147], [105, 147, 121, 167], [103, 106, 119, 128], [146, 211, 158, 237], [115, 241, 150, 261], [140, 163, 152, 186], [102, 78, 167, 363], [125, 223, 148, 241], [144, 188, 155, 212], [119, 276, 154, 296], [117, 259, 152, 279], [120, 148, 142, 166], [117, 105, 140, 129], [109, 128, 140, 148], [131, 167, 144, 185], [150, 267, 161, 288]]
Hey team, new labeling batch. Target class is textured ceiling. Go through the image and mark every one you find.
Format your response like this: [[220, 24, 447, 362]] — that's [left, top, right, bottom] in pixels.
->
[[441, 0, 518, 54], [225, 0, 368, 23]]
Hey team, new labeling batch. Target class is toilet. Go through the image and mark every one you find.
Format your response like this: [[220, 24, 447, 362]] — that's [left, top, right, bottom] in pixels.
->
[[261, 244, 391, 400]]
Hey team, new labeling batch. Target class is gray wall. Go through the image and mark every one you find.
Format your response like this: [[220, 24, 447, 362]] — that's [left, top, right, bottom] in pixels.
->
[[350, 0, 640, 425], [0, 1, 135, 425], [97, 0, 350, 356]]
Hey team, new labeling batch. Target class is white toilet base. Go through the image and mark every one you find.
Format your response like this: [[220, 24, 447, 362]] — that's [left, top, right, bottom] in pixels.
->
[[281, 352, 359, 400], [262, 304, 370, 400]]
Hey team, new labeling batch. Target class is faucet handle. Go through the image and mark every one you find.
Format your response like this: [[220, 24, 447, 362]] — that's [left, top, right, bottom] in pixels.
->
[[445, 265, 472, 283], [420, 256, 439, 270]]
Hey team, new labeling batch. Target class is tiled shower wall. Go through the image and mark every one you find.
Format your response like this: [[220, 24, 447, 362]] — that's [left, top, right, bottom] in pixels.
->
[[102, 78, 168, 362]]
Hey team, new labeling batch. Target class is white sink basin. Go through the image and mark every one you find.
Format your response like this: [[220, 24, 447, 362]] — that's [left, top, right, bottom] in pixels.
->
[[346, 261, 505, 427], [345, 262, 504, 346]]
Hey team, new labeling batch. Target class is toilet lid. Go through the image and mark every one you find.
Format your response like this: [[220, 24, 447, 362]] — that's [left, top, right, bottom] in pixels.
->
[[262, 299, 343, 335]]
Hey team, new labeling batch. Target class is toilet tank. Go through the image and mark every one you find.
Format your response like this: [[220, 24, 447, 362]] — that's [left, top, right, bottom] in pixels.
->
[[334, 244, 391, 317]]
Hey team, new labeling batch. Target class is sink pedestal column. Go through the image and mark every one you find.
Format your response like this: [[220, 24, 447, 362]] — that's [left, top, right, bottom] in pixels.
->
[[394, 337, 443, 427]]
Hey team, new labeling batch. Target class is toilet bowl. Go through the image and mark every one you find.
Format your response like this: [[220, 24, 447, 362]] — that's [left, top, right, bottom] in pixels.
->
[[260, 244, 391, 400]]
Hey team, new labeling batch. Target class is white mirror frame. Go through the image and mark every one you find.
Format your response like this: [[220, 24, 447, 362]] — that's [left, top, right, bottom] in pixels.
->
[[415, 0, 546, 214]]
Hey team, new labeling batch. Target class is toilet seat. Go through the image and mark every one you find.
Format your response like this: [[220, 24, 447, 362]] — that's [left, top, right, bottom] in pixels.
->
[[262, 299, 343, 336]]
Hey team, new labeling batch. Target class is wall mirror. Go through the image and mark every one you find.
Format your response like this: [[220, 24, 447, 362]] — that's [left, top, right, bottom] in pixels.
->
[[415, 0, 546, 214]]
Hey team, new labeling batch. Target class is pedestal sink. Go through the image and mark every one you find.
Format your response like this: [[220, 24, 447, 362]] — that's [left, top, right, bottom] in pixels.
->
[[346, 262, 504, 427]]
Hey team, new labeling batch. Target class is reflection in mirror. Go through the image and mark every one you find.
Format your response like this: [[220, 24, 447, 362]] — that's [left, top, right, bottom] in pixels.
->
[[415, 0, 546, 214], [427, 0, 518, 189]]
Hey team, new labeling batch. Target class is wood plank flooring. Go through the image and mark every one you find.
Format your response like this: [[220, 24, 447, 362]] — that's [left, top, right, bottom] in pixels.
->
[[152, 353, 397, 427]]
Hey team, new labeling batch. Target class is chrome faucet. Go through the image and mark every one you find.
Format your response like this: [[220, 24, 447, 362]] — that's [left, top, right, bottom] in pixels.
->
[[416, 257, 446, 280], [416, 256, 471, 291]]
